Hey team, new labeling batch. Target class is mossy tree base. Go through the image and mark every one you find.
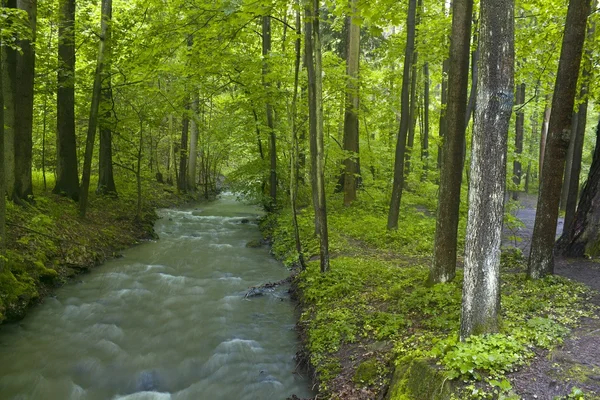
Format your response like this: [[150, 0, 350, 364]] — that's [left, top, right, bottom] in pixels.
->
[[387, 357, 458, 400]]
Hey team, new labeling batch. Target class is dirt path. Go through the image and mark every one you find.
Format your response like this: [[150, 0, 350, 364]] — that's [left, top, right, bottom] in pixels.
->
[[504, 194, 600, 399]]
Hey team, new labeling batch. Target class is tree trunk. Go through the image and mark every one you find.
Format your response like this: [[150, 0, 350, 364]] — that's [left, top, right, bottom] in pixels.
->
[[13, 0, 36, 201], [79, 0, 111, 218], [187, 93, 199, 191], [387, 0, 416, 230], [564, 8, 595, 233], [460, 0, 513, 339], [177, 102, 189, 193], [421, 61, 430, 179], [430, 0, 473, 284], [437, 59, 449, 169], [512, 82, 525, 200], [97, 1, 116, 197], [0, 31, 6, 270], [54, 0, 79, 200], [263, 15, 277, 207], [290, 7, 306, 269], [560, 113, 579, 209], [306, 0, 329, 272], [539, 95, 551, 177], [1, 0, 16, 202], [528, 0, 591, 279], [405, 49, 418, 177], [342, 0, 360, 207], [557, 118, 600, 256]]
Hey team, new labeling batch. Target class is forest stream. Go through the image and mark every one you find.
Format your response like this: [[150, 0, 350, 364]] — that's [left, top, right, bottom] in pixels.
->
[[0, 194, 314, 400]]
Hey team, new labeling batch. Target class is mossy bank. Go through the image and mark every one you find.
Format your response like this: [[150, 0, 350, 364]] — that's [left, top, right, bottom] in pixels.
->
[[0, 181, 192, 325]]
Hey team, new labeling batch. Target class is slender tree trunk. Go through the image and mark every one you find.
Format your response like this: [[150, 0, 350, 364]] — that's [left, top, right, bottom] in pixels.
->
[[0, 32, 6, 270], [290, 8, 306, 269], [178, 101, 189, 193], [513, 82, 525, 200], [187, 93, 199, 191], [528, 0, 591, 279], [263, 15, 277, 207], [560, 113, 579, 209], [464, 21, 478, 129], [437, 59, 449, 169], [306, 0, 329, 272], [97, 4, 116, 196], [342, 0, 360, 207], [13, 0, 36, 201], [387, 0, 416, 230], [430, 0, 473, 284], [305, 3, 319, 234], [539, 95, 551, 176], [460, 0, 513, 339], [564, 8, 595, 232], [405, 49, 418, 177], [54, 0, 79, 200], [421, 62, 430, 179], [79, 0, 111, 218]]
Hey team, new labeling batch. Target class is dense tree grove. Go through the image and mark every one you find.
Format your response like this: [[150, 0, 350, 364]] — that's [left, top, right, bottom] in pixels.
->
[[1, 0, 600, 377]]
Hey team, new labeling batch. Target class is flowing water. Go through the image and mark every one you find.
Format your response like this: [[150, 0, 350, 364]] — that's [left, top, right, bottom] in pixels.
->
[[0, 195, 313, 400]]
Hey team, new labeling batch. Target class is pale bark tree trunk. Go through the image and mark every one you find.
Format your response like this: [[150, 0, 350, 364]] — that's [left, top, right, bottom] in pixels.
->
[[387, 0, 416, 230], [13, 0, 35, 201], [54, 0, 79, 200], [306, 0, 329, 272], [557, 118, 600, 256], [430, 0, 473, 284], [187, 93, 199, 191], [342, 0, 360, 207], [539, 95, 551, 176], [528, 0, 591, 279], [513, 82, 525, 200], [564, 7, 595, 233], [2, 0, 16, 201], [460, 0, 514, 339], [97, 0, 116, 196], [79, 0, 111, 218]]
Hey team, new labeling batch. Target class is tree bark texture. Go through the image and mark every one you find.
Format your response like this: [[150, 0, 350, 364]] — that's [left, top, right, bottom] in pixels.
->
[[97, 0, 116, 196], [557, 118, 600, 257], [2, 0, 17, 200], [564, 10, 596, 233], [560, 113, 579, 210], [528, 0, 591, 279], [437, 59, 449, 169], [460, 0, 513, 339], [430, 0, 473, 284], [13, 0, 35, 201], [342, 0, 360, 207], [79, 0, 111, 217], [0, 32, 6, 269], [387, 0, 416, 230], [54, 0, 80, 200], [263, 15, 277, 206]]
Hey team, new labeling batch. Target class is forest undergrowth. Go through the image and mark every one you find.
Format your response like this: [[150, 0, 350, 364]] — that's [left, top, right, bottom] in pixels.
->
[[261, 186, 599, 400], [0, 173, 193, 324]]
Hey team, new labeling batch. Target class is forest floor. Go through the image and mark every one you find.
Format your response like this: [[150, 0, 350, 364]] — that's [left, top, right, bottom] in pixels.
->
[[505, 194, 600, 399]]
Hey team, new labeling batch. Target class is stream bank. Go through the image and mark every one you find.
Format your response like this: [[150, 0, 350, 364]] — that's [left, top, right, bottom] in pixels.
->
[[0, 183, 192, 324]]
